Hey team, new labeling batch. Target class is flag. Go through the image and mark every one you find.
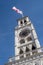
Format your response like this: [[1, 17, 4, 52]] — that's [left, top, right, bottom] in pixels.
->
[[12, 6, 23, 15]]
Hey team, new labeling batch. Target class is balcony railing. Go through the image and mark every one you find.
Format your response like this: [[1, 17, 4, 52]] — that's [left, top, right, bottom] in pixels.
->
[[9, 47, 43, 62], [5, 47, 43, 65]]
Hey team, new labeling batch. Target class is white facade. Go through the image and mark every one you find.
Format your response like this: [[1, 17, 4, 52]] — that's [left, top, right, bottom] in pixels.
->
[[6, 16, 43, 65], [15, 16, 41, 60]]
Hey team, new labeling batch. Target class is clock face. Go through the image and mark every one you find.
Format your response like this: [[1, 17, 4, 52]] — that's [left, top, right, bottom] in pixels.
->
[[19, 28, 30, 37]]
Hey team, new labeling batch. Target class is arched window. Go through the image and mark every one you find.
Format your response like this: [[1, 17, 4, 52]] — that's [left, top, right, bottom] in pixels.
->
[[27, 37, 32, 41], [25, 47, 30, 57], [32, 45, 36, 50], [26, 47, 30, 52], [19, 49, 24, 59], [19, 49, 23, 54], [24, 19, 27, 24], [32, 44, 37, 54], [20, 39, 25, 44], [20, 21, 23, 25]]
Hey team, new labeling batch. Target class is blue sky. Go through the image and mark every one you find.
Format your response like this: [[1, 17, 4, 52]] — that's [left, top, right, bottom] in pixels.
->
[[0, 0, 43, 65]]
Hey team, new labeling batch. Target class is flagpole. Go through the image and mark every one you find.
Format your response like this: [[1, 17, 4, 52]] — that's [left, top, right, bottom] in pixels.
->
[[22, 13, 24, 17]]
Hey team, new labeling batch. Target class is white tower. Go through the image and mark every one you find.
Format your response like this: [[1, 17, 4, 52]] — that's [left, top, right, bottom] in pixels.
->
[[15, 16, 41, 60], [5, 16, 43, 65]]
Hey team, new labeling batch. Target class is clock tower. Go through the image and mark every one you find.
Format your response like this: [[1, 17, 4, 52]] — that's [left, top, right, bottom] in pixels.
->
[[15, 16, 41, 60], [5, 16, 43, 65]]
